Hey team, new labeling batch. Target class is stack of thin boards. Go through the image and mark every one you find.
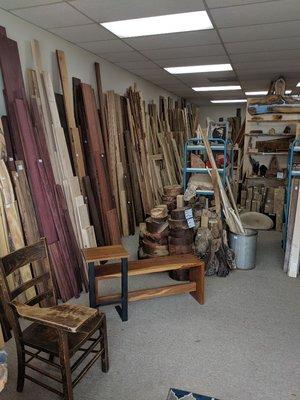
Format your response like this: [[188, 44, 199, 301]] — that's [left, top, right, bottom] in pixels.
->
[[0, 28, 85, 301], [93, 84, 197, 235]]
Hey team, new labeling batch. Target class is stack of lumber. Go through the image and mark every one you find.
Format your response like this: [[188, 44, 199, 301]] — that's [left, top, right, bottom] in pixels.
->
[[72, 75, 121, 244], [139, 206, 169, 258], [27, 41, 97, 251], [0, 28, 85, 301]]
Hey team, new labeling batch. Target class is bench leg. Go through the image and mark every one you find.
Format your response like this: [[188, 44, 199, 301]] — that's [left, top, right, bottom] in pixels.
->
[[115, 257, 128, 322], [88, 262, 96, 308], [189, 265, 205, 304]]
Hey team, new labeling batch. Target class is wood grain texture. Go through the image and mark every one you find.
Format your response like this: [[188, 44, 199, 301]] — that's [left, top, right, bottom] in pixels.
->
[[95, 254, 202, 279], [97, 282, 196, 303], [82, 245, 129, 262]]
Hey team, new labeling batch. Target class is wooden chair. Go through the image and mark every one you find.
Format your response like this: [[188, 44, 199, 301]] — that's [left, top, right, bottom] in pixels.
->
[[0, 238, 109, 400]]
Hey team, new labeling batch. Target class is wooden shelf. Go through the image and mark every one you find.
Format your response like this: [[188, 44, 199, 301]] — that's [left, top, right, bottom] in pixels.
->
[[247, 119, 300, 123], [248, 151, 288, 155], [245, 133, 294, 138]]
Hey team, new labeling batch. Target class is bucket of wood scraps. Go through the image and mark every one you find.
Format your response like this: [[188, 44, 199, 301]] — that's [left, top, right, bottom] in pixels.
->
[[229, 228, 258, 270]]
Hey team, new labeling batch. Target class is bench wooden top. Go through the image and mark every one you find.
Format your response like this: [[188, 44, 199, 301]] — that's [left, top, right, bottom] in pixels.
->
[[95, 254, 203, 280], [82, 245, 129, 262]]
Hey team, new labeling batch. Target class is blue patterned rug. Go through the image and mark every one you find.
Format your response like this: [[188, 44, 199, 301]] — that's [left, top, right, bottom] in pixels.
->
[[167, 388, 218, 400]]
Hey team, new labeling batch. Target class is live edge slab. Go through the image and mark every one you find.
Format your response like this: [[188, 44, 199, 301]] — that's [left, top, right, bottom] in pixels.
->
[[82, 246, 205, 322]]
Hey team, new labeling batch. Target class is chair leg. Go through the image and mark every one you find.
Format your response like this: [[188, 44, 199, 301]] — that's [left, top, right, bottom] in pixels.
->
[[100, 315, 109, 373], [58, 331, 73, 400], [16, 343, 25, 392]]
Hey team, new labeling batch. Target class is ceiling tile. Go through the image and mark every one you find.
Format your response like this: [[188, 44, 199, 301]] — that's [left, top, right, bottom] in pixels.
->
[[79, 39, 133, 54], [141, 44, 225, 60], [225, 36, 300, 54], [179, 71, 237, 84], [0, 0, 61, 9], [101, 51, 148, 63], [231, 49, 300, 63], [49, 23, 115, 43], [235, 59, 300, 71], [155, 55, 229, 68], [115, 60, 158, 69], [12, 2, 91, 28], [124, 30, 220, 50], [219, 21, 300, 43], [211, 0, 300, 28], [206, 0, 273, 8], [69, 0, 205, 22]]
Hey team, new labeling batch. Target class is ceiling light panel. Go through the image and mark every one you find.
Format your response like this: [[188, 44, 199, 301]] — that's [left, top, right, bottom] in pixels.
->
[[211, 99, 247, 103], [165, 63, 232, 74], [101, 11, 213, 38], [193, 85, 241, 91], [245, 90, 292, 95]]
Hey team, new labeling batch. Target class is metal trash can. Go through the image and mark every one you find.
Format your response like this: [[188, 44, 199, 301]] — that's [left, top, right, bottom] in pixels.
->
[[229, 228, 258, 270]]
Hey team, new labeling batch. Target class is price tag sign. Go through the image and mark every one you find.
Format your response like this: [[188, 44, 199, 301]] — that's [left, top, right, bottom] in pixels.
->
[[184, 208, 193, 219], [187, 218, 196, 228]]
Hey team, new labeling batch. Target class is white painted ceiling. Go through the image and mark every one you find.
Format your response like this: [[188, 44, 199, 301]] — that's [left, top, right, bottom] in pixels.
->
[[1, 0, 300, 104]]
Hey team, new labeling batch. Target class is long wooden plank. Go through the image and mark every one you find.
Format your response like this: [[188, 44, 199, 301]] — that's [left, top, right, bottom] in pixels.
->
[[97, 282, 196, 303], [56, 50, 86, 179], [81, 83, 121, 244], [94, 255, 202, 279], [287, 180, 300, 278]]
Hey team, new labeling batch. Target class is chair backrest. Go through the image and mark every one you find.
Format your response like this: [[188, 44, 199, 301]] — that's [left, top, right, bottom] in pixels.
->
[[0, 238, 56, 337]]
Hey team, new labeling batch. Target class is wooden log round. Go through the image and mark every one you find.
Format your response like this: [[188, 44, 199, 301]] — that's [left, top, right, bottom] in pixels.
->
[[169, 243, 193, 255], [168, 269, 190, 282], [145, 217, 169, 234], [170, 207, 191, 220], [151, 216, 168, 223], [142, 239, 169, 256], [164, 185, 182, 197], [144, 228, 169, 241], [143, 232, 168, 245], [169, 228, 194, 239], [168, 235, 194, 246], [168, 218, 189, 229], [162, 195, 176, 202], [150, 205, 168, 219]]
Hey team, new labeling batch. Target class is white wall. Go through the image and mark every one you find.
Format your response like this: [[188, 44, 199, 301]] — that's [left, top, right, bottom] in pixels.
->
[[198, 104, 246, 128], [0, 8, 177, 116]]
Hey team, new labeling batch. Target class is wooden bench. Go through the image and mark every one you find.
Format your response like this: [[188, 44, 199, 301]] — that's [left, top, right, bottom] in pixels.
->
[[82, 246, 205, 321]]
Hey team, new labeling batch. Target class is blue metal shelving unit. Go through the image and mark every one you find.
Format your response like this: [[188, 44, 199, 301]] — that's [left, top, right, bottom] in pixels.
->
[[283, 138, 300, 248], [183, 137, 233, 196]]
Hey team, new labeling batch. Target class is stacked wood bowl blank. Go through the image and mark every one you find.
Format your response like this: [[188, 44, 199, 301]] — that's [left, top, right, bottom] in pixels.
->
[[168, 206, 195, 281], [139, 205, 169, 258], [162, 185, 182, 211]]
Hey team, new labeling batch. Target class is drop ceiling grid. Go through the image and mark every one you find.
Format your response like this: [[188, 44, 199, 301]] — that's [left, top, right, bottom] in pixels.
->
[[0, 0, 300, 102]]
